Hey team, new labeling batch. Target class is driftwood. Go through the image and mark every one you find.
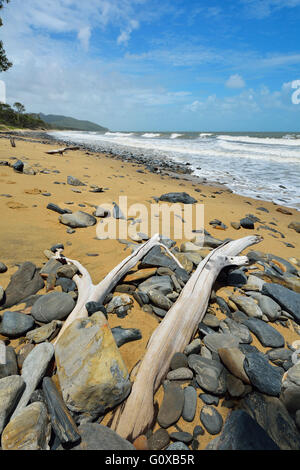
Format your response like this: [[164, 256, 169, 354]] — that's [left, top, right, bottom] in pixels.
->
[[53, 234, 183, 344], [46, 146, 80, 156], [10, 137, 16, 148], [112, 234, 262, 440]]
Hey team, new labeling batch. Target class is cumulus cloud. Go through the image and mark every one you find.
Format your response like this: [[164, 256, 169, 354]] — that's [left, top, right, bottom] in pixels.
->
[[226, 74, 246, 89]]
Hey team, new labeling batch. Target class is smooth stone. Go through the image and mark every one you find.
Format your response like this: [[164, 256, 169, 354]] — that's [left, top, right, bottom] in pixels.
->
[[148, 428, 170, 450], [219, 318, 252, 344], [112, 202, 125, 220], [241, 391, 300, 450], [12, 160, 24, 172], [157, 383, 184, 428], [184, 338, 201, 356], [0, 346, 18, 379], [203, 333, 240, 353], [227, 374, 245, 398], [140, 246, 189, 282], [200, 405, 223, 435], [188, 355, 227, 395], [206, 410, 279, 450], [148, 289, 173, 310], [94, 206, 110, 218], [199, 394, 219, 406], [1, 402, 51, 450], [289, 221, 300, 233], [166, 441, 190, 450], [55, 277, 76, 293], [59, 211, 96, 228], [158, 192, 197, 204], [243, 352, 283, 396], [42, 377, 81, 445], [47, 202, 71, 215], [111, 326, 142, 347], [55, 312, 131, 415], [26, 320, 63, 343], [257, 295, 281, 321], [138, 275, 173, 295], [56, 264, 78, 279], [31, 291, 75, 323], [182, 386, 197, 422], [0, 262, 7, 273], [193, 425, 205, 437], [198, 322, 216, 337], [123, 268, 157, 283], [0, 375, 25, 433], [170, 431, 193, 444], [71, 423, 135, 450], [226, 269, 248, 287], [240, 217, 255, 229], [11, 343, 54, 420], [2, 262, 44, 309], [152, 306, 168, 318], [203, 313, 220, 329], [40, 258, 62, 277], [67, 175, 86, 186], [167, 368, 193, 381], [267, 348, 292, 366], [218, 347, 250, 384], [242, 275, 265, 292], [0, 311, 35, 337], [243, 317, 285, 348], [170, 352, 188, 370], [281, 363, 300, 413], [230, 294, 263, 318], [180, 241, 203, 253], [0, 286, 4, 304], [106, 294, 133, 314], [262, 283, 300, 324]]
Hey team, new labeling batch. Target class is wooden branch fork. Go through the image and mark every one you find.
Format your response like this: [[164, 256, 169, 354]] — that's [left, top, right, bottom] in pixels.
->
[[46, 146, 80, 156], [53, 233, 262, 441]]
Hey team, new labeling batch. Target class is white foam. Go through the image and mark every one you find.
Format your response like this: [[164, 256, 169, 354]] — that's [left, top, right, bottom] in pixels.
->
[[170, 133, 183, 139], [141, 133, 161, 138]]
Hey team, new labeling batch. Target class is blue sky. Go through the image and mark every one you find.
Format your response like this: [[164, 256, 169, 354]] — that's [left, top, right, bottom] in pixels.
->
[[1, 0, 300, 131]]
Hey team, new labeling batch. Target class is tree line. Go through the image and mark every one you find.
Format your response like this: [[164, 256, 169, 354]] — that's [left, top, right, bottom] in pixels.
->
[[0, 102, 49, 129]]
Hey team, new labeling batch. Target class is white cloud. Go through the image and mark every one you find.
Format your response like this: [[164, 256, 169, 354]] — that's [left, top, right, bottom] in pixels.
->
[[78, 27, 91, 50], [241, 0, 300, 18], [225, 74, 246, 89]]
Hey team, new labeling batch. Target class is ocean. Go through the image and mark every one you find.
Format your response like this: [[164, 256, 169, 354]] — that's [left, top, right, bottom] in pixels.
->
[[49, 130, 300, 211]]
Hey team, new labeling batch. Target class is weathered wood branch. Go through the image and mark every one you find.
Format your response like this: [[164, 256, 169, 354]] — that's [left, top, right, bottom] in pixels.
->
[[45, 146, 80, 156], [53, 234, 183, 344], [113, 235, 262, 441]]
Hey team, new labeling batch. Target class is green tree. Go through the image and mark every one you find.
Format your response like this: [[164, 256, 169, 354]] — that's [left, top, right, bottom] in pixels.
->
[[13, 102, 25, 114], [0, 0, 12, 72]]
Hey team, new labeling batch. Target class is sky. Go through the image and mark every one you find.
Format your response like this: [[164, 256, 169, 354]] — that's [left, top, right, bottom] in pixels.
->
[[1, 0, 300, 131]]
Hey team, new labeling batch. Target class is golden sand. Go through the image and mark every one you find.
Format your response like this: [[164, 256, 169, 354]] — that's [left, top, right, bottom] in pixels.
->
[[0, 135, 299, 449]]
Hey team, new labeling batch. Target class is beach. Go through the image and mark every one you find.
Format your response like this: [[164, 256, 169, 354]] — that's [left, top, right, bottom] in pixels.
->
[[0, 131, 300, 450]]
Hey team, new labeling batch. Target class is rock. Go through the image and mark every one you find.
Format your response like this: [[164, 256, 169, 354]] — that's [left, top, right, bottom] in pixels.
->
[[262, 283, 300, 324], [56, 277, 76, 293], [203, 313, 220, 329], [167, 368, 193, 381], [241, 391, 300, 450], [218, 347, 250, 384], [182, 386, 197, 422], [174, 253, 193, 273], [170, 431, 193, 443], [199, 394, 219, 405], [71, 423, 135, 450], [203, 333, 240, 353], [152, 306, 168, 318], [206, 410, 279, 450], [193, 425, 205, 437], [47, 203, 71, 215], [157, 383, 184, 428], [148, 428, 170, 450], [111, 326, 142, 347], [240, 217, 255, 229], [257, 295, 281, 321], [184, 252, 203, 265], [0, 286, 4, 304], [148, 289, 173, 310], [59, 211, 96, 228], [170, 352, 188, 370], [55, 312, 131, 415], [230, 295, 263, 319], [94, 206, 110, 218], [0, 375, 25, 433], [112, 202, 125, 220], [200, 405, 223, 435], [0, 311, 35, 337], [12, 160, 24, 172], [123, 268, 157, 283], [219, 318, 252, 344], [226, 269, 248, 287], [281, 362, 300, 413], [133, 435, 149, 450], [42, 377, 81, 446], [243, 351, 283, 396], [188, 355, 227, 395], [243, 317, 284, 348], [0, 346, 18, 379], [17, 343, 35, 369], [0, 262, 7, 273], [180, 241, 203, 253], [166, 441, 190, 450], [184, 338, 201, 356], [26, 320, 62, 343], [2, 262, 44, 309], [158, 192, 197, 204], [139, 275, 173, 295], [288, 221, 300, 233], [1, 402, 51, 450], [106, 294, 133, 315], [198, 323, 219, 337], [231, 221, 241, 230], [31, 292, 75, 323], [56, 264, 78, 279], [140, 246, 189, 282], [11, 343, 54, 420], [242, 275, 265, 292], [267, 348, 292, 367], [40, 258, 62, 277], [67, 175, 86, 186], [227, 374, 245, 398]]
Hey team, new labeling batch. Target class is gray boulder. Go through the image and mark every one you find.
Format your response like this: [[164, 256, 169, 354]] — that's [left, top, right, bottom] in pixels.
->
[[31, 291, 75, 323], [59, 211, 97, 228], [1, 262, 44, 309]]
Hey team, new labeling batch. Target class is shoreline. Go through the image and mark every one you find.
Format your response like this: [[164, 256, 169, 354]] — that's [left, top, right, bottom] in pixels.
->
[[0, 131, 299, 450]]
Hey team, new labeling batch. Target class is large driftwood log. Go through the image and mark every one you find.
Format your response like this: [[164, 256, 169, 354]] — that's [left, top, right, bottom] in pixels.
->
[[46, 146, 80, 156], [53, 234, 183, 344], [113, 235, 262, 441]]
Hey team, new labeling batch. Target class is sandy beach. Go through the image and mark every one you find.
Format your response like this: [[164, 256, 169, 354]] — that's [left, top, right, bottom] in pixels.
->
[[0, 132, 300, 449]]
